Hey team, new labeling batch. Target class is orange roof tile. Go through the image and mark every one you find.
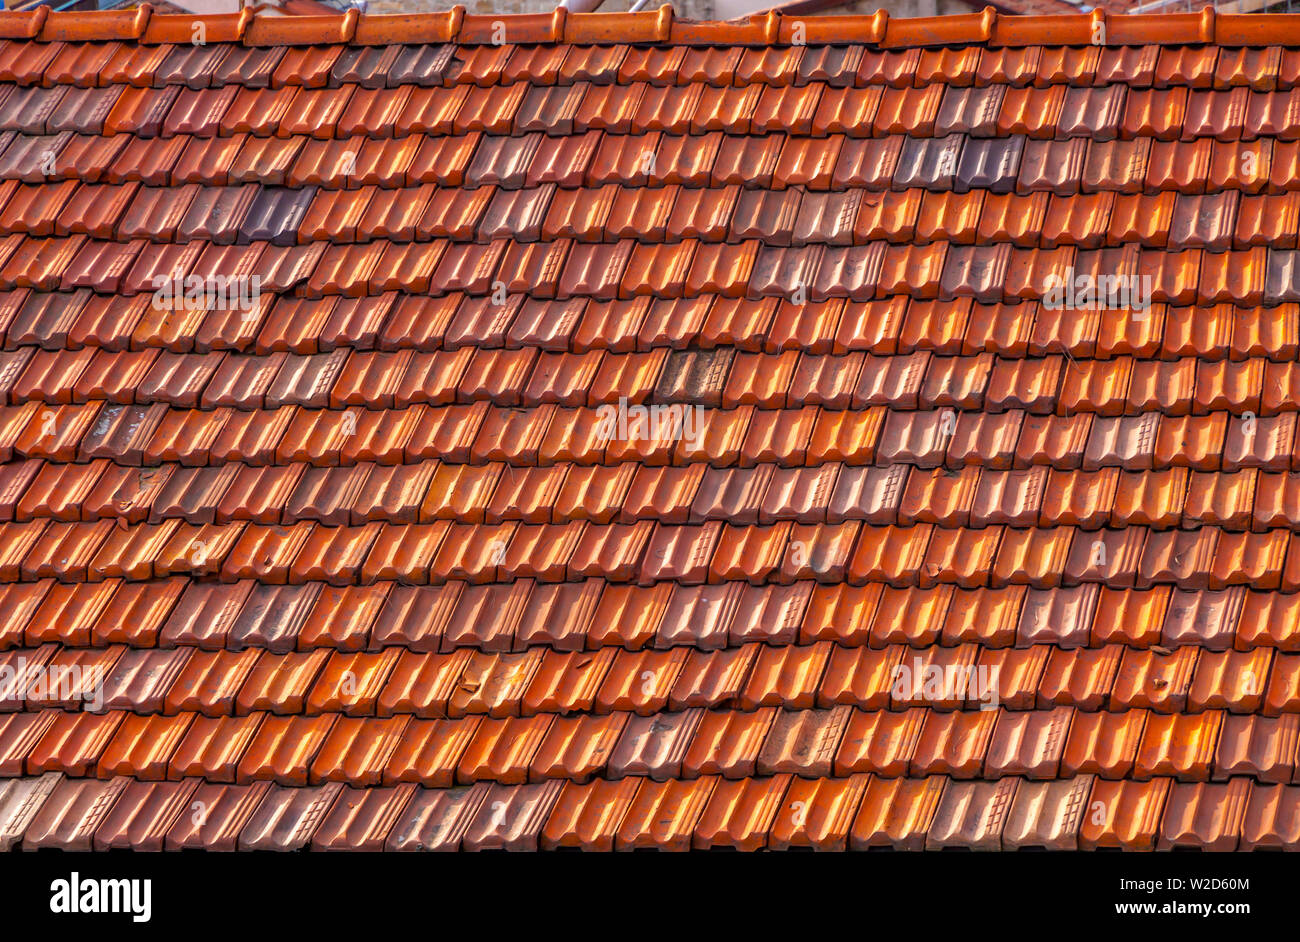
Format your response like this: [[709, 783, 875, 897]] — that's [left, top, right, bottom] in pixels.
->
[[0, 6, 1294, 851]]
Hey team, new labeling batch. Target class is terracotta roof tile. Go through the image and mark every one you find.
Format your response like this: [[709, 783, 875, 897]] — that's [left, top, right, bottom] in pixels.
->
[[848, 774, 942, 850], [925, 777, 1019, 849], [0, 6, 1293, 850]]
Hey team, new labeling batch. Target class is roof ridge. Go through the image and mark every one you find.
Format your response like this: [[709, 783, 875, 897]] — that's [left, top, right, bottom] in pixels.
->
[[0, 4, 1291, 49]]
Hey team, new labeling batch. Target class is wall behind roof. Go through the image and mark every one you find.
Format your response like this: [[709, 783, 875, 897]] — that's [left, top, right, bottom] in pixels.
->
[[362, 0, 970, 21]]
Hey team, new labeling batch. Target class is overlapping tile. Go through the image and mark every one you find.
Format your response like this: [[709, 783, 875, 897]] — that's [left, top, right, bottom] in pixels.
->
[[0, 7, 1293, 850]]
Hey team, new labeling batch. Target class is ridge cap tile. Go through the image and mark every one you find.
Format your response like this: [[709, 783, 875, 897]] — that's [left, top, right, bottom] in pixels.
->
[[5, 9, 1300, 50]]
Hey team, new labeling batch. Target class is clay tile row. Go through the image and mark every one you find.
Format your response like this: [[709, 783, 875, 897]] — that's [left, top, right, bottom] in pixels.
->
[[11, 183, 1300, 257], [5, 292, 1300, 364], [11, 83, 1300, 144], [16, 83, 1300, 145], [0, 769, 1285, 850], [10, 401, 1300, 474], [13, 460, 1300, 535], [0, 628, 1293, 719], [0, 701, 1290, 789], [15, 132, 1300, 201], [13, 346, 1300, 422], [5, 516, 1300, 590], [5, 578, 1300, 659], [6, 239, 1300, 311]]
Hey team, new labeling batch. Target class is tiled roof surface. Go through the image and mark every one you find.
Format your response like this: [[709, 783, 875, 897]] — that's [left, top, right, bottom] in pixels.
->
[[1, 5, 1300, 851]]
